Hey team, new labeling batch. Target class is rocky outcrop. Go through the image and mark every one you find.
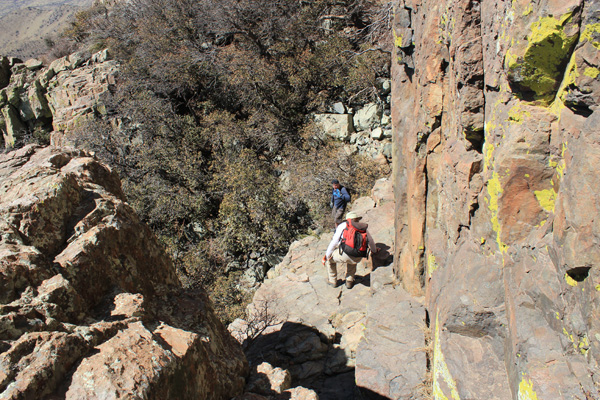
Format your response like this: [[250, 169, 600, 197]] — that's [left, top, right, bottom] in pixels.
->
[[0, 145, 247, 398], [231, 179, 428, 399], [314, 80, 393, 163], [392, 0, 600, 398], [0, 50, 117, 148]]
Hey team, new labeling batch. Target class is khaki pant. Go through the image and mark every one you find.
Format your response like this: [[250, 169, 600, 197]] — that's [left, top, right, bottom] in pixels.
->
[[332, 206, 345, 227], [326, 250, 363, 284]]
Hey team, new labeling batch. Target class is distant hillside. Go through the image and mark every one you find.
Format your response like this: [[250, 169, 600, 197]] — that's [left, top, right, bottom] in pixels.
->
[[0, 0, 94, 59]]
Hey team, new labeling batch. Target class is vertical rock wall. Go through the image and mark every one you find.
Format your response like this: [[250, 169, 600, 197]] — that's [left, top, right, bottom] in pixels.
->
[[392, 0, 600, 398]]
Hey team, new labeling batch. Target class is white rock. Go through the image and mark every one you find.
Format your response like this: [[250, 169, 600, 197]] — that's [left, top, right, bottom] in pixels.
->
[[314, 113, 354, 141], [331, 102, 346, 114], [353, 103, 382, 131], [371, 127, 384, 140], [381, 113, 391, 127]]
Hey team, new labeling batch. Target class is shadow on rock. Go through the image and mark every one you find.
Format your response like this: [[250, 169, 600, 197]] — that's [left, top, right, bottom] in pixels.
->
[[371, 243, 393, 271], [243, 321, 393, 400]]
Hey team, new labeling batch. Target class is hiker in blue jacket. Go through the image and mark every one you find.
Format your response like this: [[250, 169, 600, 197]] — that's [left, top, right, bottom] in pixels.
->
[[330, 179, 351, 228]]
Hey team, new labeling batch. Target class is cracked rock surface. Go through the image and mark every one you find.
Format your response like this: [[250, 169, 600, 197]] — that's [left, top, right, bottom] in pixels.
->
[[0, 145, 248, 399], [392, 0, 600, 398]]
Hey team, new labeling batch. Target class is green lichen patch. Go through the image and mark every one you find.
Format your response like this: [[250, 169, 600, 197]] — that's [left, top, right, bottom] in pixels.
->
[[507, 12, 579, 103]]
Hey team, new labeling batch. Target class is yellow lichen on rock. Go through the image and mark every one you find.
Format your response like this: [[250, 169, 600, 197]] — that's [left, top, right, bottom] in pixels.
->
[[433, 314, 461, 400], [534, 188, 556, 213], [428, 253, 438, 277], [584, 67, 600, 79], [581, 23, 600, 48], [508, 103, 531, 123], [518, 376, 539, 400], [488, 171, 507, 253], [507, 12, 578, 102]]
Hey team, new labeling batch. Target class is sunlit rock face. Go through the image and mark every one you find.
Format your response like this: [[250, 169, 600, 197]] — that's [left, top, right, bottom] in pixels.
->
[[0, 145, 248, 399], [392, 0, 600, 398]]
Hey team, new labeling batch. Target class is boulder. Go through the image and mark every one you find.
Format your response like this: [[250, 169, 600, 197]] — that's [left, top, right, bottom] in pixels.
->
[[0, 146, 248, 399], [370, 127, 384, 140], [246, 362, 292, 394], [313, 113, 354, 141], [353, 103, 382, 131], [24, 59, 43, 71], [331, 102, 346, 114]]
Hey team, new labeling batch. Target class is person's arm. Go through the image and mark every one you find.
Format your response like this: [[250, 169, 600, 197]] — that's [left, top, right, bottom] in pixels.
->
[[330, 190, 334, 208], [366, 230, 379, 253], [341, 187, 351, 203], [326, 223, 345, 258]]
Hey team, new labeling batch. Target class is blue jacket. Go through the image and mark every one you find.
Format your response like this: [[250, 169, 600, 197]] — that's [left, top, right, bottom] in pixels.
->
[[331, 186, 350, 209]]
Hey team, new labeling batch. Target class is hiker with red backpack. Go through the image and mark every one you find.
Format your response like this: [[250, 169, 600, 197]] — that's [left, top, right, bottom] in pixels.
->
[[322, 211, 379, 289]]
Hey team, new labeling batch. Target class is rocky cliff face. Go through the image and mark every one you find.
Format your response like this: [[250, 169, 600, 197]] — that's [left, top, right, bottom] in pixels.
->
[[392, 0, 600, 398], [0, 50, 117, 148], [0, 145, 247, 398]]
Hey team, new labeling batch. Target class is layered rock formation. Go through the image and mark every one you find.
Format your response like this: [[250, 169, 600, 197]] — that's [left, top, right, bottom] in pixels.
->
[[392, 0, 600, 398], [0, 145, 247, 398], [0, 50, 117, 148]]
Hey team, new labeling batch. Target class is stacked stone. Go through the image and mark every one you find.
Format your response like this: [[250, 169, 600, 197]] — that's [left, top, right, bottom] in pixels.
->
[[313, 78, 393, 165]]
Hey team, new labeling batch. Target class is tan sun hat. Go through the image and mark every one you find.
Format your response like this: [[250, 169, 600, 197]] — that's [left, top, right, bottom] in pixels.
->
[[345, 211, 362, 220]]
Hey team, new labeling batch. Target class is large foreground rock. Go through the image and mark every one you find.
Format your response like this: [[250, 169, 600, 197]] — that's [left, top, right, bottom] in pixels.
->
[[0, 145, 247, 399]]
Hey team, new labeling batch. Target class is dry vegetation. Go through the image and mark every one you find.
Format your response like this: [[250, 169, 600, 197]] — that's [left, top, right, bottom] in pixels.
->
[[59, 0, 391, 322]]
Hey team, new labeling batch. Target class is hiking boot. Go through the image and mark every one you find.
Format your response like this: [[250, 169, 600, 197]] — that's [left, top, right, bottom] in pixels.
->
[[345, 280, 354, 289], [328, 279, 338, 287]]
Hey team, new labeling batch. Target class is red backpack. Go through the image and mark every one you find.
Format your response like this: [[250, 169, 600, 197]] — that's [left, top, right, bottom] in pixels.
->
[[340, 219, 369, 257]]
